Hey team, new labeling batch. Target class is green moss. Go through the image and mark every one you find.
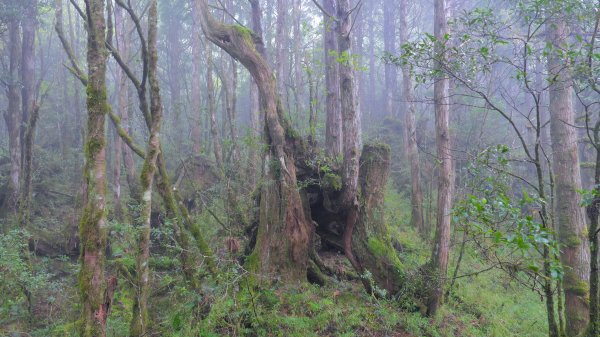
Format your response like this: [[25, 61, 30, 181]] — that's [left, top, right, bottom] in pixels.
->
[[368, 237, 388, 257], [245, 251, 260, 272], [84, 138, 105, 160], [564, 270, 589, 297], [324, 173, 342, 191], [561, 232, 582, 248]]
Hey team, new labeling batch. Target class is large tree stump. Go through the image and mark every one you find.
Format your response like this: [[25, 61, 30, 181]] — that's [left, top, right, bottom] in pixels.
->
[[352, 144, 403, 294]]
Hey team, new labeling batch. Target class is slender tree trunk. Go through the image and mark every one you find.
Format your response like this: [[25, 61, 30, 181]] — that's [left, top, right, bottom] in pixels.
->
[[130, 2, 162, 334], [114, 5, 138, 201], [367, 2, 376, 120], [587, 136, 600, 337], [399, 0, 425, 235], [547, 17, 591, 336], [79, 0, 111, 335], [323, 0, 342, 158], [4, 17, 22, 213], [206, 45, 223, 168], [382, 0, 397, 118], [191, 3, 203, 154], [428, 0, 454, 316], [248, 0, 265, 189], [276, 0, 287, 97], [21, 3, 36, 161]]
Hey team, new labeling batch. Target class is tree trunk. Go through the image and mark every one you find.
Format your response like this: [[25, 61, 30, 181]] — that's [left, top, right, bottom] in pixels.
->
[[428, 0, 454, 316], [323, 0, 342, 157], [275, 0, 287, 98], [191, 2, 203, 154], [21, 3, 37, 162], [130, 2, 161, 334], [547, 17, 590, 336], [198, 0, 313, 281], [352, 144, 403, 294], [206, 44, 223, 168], [79, 0, 110, 335], [382, 0, 397, 118], [337, 0, 363, 274], [4, 17, 22, 213], [399, 0, 425, 235]]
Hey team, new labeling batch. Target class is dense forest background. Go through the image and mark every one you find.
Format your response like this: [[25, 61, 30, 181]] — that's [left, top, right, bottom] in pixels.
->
[[1, 0, 600, 336]]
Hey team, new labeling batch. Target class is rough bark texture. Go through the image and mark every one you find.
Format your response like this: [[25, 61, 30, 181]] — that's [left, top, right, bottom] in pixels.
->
[[399, 0, 425, 235], [428, 0, 453, 317], [197, 0, 313, 281], [79, 0, 110, 335], [352, 145, 403, 294], [4, 17, 22, 213], [323, 0, 342, 158], [130, 2, 161, 335], [547, 17, 591, 336], [337, 0, 363, 275]]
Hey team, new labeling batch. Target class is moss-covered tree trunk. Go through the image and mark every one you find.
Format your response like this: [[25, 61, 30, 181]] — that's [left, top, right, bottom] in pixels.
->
[[547, 15, 590, 336], [197, 0, 313, 281], [130, 1, 161, 335], [79, 0, 110, 335], [352, 144, 403, 294]]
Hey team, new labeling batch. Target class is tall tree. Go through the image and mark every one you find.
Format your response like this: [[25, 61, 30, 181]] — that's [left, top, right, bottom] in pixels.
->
[[428, 0, 453, 316], [78, 0, 111, 335], [547, 13, 590, 336], [323, 0, 342, 157], [382, 0, 397, 118], [191, 0, 203, 154], [130, 1, 162, 334], [399, 0, 424, 234], [4, 15, 21, 213], [337, 0, 362, 272]]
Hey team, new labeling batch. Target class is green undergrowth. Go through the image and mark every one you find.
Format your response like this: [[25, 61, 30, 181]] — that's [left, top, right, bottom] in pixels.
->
[[5, 182, 547, 337]]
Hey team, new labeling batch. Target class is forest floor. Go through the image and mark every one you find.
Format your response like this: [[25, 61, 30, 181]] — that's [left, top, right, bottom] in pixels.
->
[[0, 160, 549, 336]]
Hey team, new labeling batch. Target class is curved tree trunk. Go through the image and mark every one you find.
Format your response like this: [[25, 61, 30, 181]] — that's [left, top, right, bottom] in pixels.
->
[[198, 0, 312, 281], [130, 2, 162, 335]]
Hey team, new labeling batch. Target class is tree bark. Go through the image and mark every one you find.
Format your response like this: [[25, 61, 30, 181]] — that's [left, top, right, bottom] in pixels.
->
[[547, 16, 590, 336], [79, 0, 110, 335], [382, 0, 398, 118], [323, 0, 342, 158], [206, 44, 223, 168], [399, 0, 425, 235], [191, 1, 203, 154], [352, 144, 403, 294], [337, 0, 363, 274], [130, 2, 161, 334], [4, 17, 22, 213], [197, 0, 313, 281], [428, 0, 454, 317]]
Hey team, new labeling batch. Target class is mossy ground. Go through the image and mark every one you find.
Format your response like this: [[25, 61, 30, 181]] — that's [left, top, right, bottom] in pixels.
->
[[2, 170, 548, 336]]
